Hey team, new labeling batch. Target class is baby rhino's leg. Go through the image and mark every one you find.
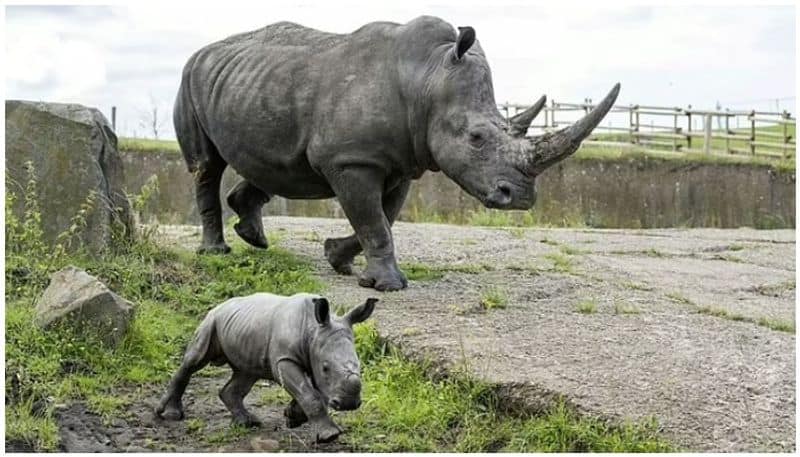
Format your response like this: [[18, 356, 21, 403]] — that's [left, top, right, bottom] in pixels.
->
[[283, 399, 308, 428], [156, 346, 211, 420], [156, 319, 217, 420], [219, 371, 261, 427]]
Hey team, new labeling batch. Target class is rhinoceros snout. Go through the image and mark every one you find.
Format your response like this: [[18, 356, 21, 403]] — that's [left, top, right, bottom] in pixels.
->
[[329, 396, 361, 411], [484, 180, 536, 210]]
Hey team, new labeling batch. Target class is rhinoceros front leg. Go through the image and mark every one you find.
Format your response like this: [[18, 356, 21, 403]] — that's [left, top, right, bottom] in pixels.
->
[[277, 360, 342, 443], [325, 180, 410, 275], [327, 169, 407, 291]]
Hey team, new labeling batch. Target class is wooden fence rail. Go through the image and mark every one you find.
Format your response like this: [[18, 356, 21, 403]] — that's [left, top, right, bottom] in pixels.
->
[[498, 100, 796, 159]]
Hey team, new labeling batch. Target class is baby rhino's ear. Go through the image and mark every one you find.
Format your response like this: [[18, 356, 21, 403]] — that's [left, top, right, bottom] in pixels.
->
[[312, 297, 330, 326], [345, 298, 378, 326]]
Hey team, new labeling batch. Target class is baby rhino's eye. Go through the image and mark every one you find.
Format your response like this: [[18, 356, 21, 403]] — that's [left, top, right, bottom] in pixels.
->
[[322, 363, 329, 373]]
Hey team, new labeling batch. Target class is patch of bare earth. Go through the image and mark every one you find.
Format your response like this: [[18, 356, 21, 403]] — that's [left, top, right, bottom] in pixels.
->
[[157, 218, 795, 452]]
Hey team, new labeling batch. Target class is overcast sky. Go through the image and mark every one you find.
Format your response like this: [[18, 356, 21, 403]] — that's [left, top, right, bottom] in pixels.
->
[[5, 3, 796, 139]]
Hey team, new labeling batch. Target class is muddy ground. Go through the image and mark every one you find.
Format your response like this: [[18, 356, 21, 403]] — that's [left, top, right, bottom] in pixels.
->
[[53, 217, 795, 452]]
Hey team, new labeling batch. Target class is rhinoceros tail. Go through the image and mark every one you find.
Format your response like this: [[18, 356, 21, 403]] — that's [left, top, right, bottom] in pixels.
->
[[181, 310, 222, 366]]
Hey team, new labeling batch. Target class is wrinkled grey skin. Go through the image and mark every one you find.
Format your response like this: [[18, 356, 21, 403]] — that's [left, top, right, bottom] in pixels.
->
[[175, 16, 620, 291], [155, 293, 377, 443]]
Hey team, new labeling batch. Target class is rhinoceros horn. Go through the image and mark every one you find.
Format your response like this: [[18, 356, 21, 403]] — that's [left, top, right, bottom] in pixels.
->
[[524, 83, 620, 175], [508, 95, 547, 137]]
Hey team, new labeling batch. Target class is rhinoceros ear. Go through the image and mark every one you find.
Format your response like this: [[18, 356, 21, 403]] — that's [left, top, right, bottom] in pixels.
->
[[345, 298, 378, 326], [312, 297, 330, 326], [454, 26, 475, 60]]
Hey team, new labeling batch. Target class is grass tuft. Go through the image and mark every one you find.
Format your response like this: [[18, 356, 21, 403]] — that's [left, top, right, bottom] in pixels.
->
[[480, 287, 508, 310], [576, 300, 598, 314]]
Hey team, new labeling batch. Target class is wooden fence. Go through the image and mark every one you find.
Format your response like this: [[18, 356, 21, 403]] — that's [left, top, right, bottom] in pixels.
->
[[499, 100, 796, 159]]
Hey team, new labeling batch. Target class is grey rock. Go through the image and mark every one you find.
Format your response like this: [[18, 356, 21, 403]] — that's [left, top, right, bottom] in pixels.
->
[[5, 100, 134, 254], [35, 266, 135, 347]]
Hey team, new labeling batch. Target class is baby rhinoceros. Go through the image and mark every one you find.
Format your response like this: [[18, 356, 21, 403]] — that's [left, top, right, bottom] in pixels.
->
[[155, 292, 377, 443]]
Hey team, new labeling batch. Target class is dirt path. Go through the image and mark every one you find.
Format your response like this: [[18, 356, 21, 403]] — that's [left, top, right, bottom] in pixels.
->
[[157, 217, 795, 452]]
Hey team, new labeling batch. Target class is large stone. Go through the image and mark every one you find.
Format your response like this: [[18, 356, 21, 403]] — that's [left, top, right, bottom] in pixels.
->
[[5, 100, 134, 253], [35, 266, 135, 347]]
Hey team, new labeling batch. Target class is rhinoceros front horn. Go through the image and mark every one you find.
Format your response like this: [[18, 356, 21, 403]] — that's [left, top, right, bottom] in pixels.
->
[[525, 83, 620, 174], [509, 95, 547, 137]]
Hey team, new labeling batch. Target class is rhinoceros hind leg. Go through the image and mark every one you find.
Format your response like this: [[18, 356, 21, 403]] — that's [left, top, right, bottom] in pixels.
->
[[226, 181, 269, 249], [155, 350, 211, 421], [220, 371, 261, 427], [194, 154, 230, 255], [324, 236, 359, 275], [283, 398, 308, 428], [156, 318, 218, 421]]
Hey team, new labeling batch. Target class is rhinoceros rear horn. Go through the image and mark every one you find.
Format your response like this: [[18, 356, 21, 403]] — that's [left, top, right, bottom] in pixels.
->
[[509, 95, 546, 137], [454, 26, 475, 60], [525, 83, 620, 174]]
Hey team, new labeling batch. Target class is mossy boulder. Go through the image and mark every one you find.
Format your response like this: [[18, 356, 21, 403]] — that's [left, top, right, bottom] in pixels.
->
[[5, 100, 134, 253]]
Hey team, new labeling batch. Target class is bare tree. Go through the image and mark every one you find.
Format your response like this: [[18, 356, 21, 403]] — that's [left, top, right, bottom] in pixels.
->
[[137, 94, 167, 139]]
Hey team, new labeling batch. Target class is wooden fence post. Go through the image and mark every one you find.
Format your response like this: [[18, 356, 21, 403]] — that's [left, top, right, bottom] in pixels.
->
[[111, 106, 117, 131], [703, 114, 712, 154], [750, 111, 756, 155], [687, 109, 692, 149], [782, 111, 790, 158], [724, 109, 730, 154]]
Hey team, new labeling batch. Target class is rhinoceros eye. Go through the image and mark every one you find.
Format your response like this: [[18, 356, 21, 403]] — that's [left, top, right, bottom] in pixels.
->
[[322, 363, 330, 373], [469, 132, 486, 148]]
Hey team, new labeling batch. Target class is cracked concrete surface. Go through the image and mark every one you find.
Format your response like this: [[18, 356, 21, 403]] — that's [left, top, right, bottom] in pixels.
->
[[160, 217, 795, 452]]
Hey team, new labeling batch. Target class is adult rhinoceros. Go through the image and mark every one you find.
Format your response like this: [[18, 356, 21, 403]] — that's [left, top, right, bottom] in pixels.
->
[[175, 15, 619, 291]]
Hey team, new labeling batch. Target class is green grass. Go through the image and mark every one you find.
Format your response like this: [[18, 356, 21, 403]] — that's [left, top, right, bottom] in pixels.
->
[[119, 137, 181, 153], [756, 317, 796, 333], [695, 307, 795, 333], [665, 292, 694, 305], [622, 281, 654, 292], [544, 252, 575, 273], [614, 302, 640, 315], [479, 287, 508, 310], [575, 136, 795, 173], [400, 262, 492, 281], [576, 300, 598, 314]]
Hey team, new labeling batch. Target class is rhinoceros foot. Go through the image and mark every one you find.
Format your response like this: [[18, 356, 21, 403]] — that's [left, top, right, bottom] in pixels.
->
[[313, 419, 342, 443], [231, 411, 262, 428], [358, 259, 407, 291], [233, 220, 268, 249], [283, 399, 308, 428], [324, 238, 356, 275], [155, 401, 184, 421], [197, 243, 231, 255]]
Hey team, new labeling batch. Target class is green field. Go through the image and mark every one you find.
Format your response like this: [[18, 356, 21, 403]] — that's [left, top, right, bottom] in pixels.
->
[[119, 129, 795, 172]]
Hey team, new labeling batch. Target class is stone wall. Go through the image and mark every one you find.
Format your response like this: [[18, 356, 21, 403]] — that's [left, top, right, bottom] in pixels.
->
[[121, 149, 795, 229]]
